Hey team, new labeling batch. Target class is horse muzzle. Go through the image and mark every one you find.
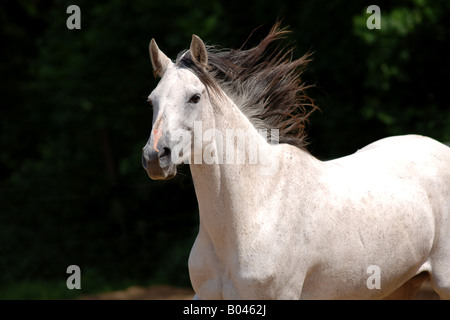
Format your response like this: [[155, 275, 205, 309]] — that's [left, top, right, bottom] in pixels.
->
[[142, 146, 177, 180]]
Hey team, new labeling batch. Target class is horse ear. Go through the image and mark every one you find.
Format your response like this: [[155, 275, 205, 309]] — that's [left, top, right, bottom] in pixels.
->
[[149, 38, 172, 78], [190, 35, 208, 68]]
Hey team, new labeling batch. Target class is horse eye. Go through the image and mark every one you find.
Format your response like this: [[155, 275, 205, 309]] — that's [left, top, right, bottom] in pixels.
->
[[188, 94, 201, 104], [147, 98, 153, 107]]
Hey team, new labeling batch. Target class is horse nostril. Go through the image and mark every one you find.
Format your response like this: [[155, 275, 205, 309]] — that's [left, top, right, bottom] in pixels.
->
[[159, 147, 171, 168], [160, 147, 171, 159]]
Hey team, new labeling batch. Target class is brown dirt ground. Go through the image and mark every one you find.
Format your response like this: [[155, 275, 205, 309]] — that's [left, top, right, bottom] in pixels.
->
[[79, 280, 439, 300], [79, 285, 195, 300]]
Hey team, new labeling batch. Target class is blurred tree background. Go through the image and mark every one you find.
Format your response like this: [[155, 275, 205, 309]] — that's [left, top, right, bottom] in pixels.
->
[[0, 0, 449, 298]]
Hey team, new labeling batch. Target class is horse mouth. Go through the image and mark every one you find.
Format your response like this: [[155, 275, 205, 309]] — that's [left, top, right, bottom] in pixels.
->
[[142, 146, 177, 180], [145, 161, 177, 180]]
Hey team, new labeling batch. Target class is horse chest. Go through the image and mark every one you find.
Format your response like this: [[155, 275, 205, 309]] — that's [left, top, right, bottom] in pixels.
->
[[189, 219, 307, 299]]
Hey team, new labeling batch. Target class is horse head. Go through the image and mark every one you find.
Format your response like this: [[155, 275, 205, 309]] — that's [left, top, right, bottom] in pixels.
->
[[142, 35, 210, 180]]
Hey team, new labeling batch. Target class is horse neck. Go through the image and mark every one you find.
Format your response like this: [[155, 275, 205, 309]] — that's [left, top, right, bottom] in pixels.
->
[[189, 94, 282, 242], [190, 94, 270, 184]]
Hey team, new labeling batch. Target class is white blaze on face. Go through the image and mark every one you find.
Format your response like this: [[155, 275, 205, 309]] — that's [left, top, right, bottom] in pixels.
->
[[152, 117, 164, 152]]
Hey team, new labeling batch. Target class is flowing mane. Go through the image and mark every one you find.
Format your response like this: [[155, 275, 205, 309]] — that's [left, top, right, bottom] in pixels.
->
[[175, 23, 318, 149]]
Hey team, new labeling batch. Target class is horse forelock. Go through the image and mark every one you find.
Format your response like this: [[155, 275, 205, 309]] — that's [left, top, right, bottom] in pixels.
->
[[176, 23, 318, 150]]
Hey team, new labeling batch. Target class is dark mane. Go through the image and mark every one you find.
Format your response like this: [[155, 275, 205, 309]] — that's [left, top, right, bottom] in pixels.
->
[[177, 23, 318, 150]]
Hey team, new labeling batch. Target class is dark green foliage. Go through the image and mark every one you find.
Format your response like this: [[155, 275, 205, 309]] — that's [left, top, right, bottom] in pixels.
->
[[1, 0, 449, 297]]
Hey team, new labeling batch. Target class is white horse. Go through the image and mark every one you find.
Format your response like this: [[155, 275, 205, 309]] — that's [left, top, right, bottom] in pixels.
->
[[142, 25, 450, 299]]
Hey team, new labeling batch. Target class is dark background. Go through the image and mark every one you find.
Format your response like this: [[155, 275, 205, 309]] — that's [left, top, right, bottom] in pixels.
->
[[1, 0, 449, 298]]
